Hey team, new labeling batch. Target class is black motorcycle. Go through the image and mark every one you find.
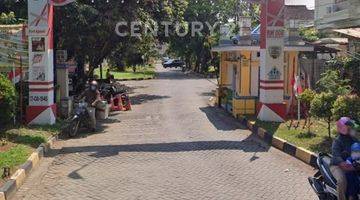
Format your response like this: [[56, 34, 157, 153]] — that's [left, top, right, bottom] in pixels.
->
[[308, 153, 360, 200], [63, 101, 91, 137]]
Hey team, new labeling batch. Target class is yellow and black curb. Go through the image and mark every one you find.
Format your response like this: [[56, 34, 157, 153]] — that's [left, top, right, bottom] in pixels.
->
[[0, 137, 56, 200], [236, 115, 318, 167]]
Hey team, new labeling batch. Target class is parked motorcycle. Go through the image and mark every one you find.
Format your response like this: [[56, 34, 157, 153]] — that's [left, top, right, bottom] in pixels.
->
[[63, 100, 91, 137], [99, 83, 131, 111], [308, 153, 360, 200]]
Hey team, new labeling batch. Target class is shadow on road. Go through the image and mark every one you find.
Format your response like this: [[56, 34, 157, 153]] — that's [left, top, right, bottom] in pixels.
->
[[60, 134, 271, 179], [131, 94, 171, 105], [60, 136, 270, 158], [155, 70, 203, 80], [200, 106, 247, 131]]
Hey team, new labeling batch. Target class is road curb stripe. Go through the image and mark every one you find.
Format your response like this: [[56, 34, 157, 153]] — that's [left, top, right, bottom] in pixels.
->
[[272, 136, 286, 150], [0, 137, 56, 200], [214, 100, 319, 167]]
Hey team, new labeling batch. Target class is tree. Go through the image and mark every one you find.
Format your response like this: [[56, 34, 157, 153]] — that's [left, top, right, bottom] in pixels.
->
[[299, 27, 322, 42], [0, 0, 27, 20], [325, 57, 360, 94], [310, 92, 337, 138], [167, 0, 260, 73], [54, 0, 187, 76], [332, 95, 360, 122], [298, 89, 316, 133], [0, 74, 16, 127], [316, 69, 351, 96]]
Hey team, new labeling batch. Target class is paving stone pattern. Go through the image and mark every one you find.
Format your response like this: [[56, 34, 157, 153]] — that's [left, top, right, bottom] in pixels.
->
[[14, 65, 317, 200]]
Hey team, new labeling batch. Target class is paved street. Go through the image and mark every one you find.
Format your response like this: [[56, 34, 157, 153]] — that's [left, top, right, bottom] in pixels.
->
[[14, 64, 317, 200]]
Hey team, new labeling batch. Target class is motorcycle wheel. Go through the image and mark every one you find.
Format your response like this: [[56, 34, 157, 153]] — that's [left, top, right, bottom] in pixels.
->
[[68, 118, 80, 137]]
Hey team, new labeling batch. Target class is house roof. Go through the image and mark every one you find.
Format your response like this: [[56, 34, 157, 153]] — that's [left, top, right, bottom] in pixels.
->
[[284, 5, 314, 21], [333, 28, 360, 39], [312, 38, 348, 45]]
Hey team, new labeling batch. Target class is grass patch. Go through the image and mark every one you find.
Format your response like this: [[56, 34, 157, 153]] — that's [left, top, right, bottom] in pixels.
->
[[0, 145, 32, 173], [0, 123, 61, 180], [94, 65, 155, 80], [246, 116, 337, 153]]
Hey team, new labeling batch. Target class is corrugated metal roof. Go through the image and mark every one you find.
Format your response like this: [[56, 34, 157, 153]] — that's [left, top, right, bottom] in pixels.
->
[[312, 38, 348, 45], [333, 28, 360, 39]]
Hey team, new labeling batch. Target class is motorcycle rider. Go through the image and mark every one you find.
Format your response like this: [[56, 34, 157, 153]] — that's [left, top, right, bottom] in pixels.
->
[[78, 80, 101, 132], [330, 117, 359, 200]]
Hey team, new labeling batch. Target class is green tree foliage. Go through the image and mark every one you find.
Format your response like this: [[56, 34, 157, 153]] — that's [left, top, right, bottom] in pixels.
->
[[299, 27, 322, 42], [54, 0, 187, 76], [167, 0, 259, 73], [343, 58, 360, 94], [0, 74, 17, 127], [298, 89, 316, 106], [310, 92, 337, 138], [316, 69, 351, 96], [298, 89, 316, 132], [332, 95, 360, 122], [0, 12, 18, 24], [0, 0, 27, 20], [325, 57, 360, 94]]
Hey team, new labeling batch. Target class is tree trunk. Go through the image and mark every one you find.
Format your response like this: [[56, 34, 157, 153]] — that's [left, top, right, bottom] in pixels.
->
[[327, 117, 332, 139]]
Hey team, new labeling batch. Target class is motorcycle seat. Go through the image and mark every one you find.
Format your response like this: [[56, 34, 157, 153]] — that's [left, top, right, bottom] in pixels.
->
[[318, 154, 337, 189]]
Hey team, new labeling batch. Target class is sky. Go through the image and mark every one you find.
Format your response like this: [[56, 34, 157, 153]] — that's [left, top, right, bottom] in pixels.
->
[[285, 0, 315, 9]]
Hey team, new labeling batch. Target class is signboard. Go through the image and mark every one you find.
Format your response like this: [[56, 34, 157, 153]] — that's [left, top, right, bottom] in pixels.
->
[[27, 0, 56, 125], [258, 0, 286, 122]]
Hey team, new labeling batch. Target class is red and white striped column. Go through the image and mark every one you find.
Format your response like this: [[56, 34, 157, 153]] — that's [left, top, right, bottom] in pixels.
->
[[257, 0, 286, 122], [26, 0, 56, 124]]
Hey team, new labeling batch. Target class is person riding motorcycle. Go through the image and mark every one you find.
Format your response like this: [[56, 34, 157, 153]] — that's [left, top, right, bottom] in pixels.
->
[[78, 80, 101, 132], [330, 117, 360, 200]]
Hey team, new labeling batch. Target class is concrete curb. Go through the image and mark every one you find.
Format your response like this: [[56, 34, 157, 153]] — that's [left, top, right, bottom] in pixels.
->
[[0, 136, 57, 200], [115, 77, 155, 82], [235, 115, 318, 167]]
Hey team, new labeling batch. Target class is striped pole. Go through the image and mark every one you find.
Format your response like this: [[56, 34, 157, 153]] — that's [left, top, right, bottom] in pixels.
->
[[257, 0, 287, 122], [26, 0, 56, 125]]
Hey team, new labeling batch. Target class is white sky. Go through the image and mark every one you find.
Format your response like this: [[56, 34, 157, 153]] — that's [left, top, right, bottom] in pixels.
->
[[285, 0, 315, 9]]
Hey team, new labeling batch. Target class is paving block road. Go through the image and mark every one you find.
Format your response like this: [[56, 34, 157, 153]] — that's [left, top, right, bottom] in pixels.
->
[[13, 65, 317, 200]]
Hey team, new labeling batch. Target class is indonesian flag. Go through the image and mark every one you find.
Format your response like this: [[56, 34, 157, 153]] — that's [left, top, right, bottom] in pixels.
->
[[292, 75, 303, 97], [51, 0, 75, 6], [8, 68, 21, 84]]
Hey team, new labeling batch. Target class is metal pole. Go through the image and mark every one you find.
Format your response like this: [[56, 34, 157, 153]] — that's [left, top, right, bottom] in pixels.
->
[[297, 60, 301, 121], [19, 55, 23, 124], [12, 63, 16, 125]]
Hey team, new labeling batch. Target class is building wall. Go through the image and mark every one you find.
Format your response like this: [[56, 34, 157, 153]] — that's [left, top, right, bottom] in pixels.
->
[[315, 0, 360, 30], [218, 50, 303, 117]]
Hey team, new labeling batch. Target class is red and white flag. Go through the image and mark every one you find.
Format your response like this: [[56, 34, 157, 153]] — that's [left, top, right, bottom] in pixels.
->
[[292, 75, 303, 97], [8, 68, 21, 84], [51, 0, 75, 6]]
